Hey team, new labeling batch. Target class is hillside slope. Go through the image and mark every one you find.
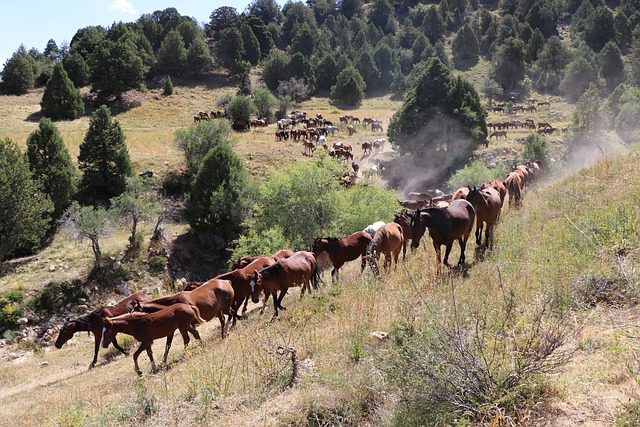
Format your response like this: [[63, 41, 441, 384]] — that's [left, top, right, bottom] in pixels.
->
[[1, 144, 639, 425]]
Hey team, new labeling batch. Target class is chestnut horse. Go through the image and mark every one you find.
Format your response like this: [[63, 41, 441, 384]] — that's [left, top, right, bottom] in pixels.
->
[[312, 232, 372, 283], [102, 303, 205, 375], [367, 222, 404, 276], [250, 251, 320, 320], [133, 279, 234, 339], [55, 292, 151, 369], [411, 199, 476, 273], [393, 209, 415, 259], [214, 256, 277, 326], [465, 186, 503, 248], [505, 171, 523, 209]]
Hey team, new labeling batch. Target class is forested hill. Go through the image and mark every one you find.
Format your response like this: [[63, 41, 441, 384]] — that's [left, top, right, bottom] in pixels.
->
[[1, 0, 639, 108]]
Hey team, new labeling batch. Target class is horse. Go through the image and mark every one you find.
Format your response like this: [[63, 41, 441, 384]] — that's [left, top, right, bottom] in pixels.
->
[[303, 139, 315, 155], [371, 123, 383, 132], [505, 171, 523, 209], [394, 210, 415, 259], [490, 130, 508, 139], [250, 251, 320, 320], [481, 179, 507, 206], [214, 256, 277, 326], [55, 292, 151, 369], [363, 221, 386, 237], [312, 232, 373, 283], [133, 279, 234, 339], [452, 186, 470, 201], [347, 125, 354, 136], [352, 161, 360, 176], [362, 141, 372, 155], [411, 199, 476, 273], [465, 186, 502, 248], [367, 222, 404, 276], [102, 303, 205, 375]]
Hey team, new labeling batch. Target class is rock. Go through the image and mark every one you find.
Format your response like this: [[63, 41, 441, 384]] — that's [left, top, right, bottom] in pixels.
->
[[370, 331, 389, 342], [49, 265, 56, 271], [41, 362, 49, 367], [17, 317, 28, 325], [77, 304, 89, 312]]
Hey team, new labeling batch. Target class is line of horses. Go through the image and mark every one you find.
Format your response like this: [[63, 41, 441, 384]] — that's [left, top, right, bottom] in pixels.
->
[[55, 160, 543, 375]]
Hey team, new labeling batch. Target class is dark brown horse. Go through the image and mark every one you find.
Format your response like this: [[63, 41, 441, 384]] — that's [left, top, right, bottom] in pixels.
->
[[102, 303, 205, 375], [230, 249, 295, 271], [312, 232, 372, 283], [251, 251, 319, 320], [367, 222, 404, 276], [393, 209, 415, 259], [505, 171, 523, 209], [215, 256, 276, 326], [133, 279, 234, 339], [411, 199, 476, 273], [55, 292, 151, 369], [465, 186, 502, 248]]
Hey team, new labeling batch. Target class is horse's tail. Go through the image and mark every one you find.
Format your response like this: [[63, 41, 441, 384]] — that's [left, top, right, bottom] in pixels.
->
[[310, 261, 321, 290], [191, 305, 206, 324]]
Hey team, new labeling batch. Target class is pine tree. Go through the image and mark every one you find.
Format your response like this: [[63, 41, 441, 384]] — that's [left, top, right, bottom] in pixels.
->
[[90, 39, 148, 99], [0, 138, 53, 259], [62, 52, 90, 88], [26, 118, 77, 220], [240, 24, 261, 65], [156, 29, 188, 76], [1, 48, 37, 94], [163, 76, 174, 95], [452, 24, 480, 69], [330, 65, 366, 106], [186, 36, 213, 76], [185, 140, 252, 245], [78, 105, 134, 201], [40, 63, 85, 120], [597, 41, 625, 94]]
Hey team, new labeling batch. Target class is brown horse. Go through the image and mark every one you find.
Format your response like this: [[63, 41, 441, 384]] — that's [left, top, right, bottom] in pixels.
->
[[505, 171, 523, 209], [452, 186, 470, 201], [393, 209, 415, 259], [214, 256, 277, 326], [312, 232, 372, 283], [55, 292, 151, 369], [481, 179, 507, 206], [133, 279, 234, 339], [410, 199, 476, 273], [367, 222, 404, 276], [465, 186, 502, 248], [102, 303, 205, 375], [250, 251, 320, 320]]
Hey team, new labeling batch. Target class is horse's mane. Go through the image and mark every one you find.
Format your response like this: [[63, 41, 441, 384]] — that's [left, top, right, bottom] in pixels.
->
[[72, 310, 101, 331], [259, 261, 284, 277]]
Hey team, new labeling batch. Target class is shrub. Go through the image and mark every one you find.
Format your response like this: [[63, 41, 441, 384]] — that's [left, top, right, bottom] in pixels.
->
[[147, 255, 167, 274], [447, 160, 510, 191], [0, 290, 25, 332], [29, 280, 87, 315], [163, 76, 174, 96]]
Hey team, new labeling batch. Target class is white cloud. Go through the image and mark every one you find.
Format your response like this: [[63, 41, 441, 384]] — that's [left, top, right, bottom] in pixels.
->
[[110, 0, 137, 14]]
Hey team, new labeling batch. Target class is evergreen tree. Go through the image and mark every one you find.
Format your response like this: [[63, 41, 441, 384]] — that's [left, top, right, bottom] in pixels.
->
[[206, 6, 240, 39], [630, 39, 640, 87], [355, 49, 380, 91], [62, 52, 90, 87], [175, 119, 234, 179], [421, 6, 446, 45], [0, 138, 53, 259], [374, 43, 397, 90], [240, 24, 261, 66], [186, 36, 213, 76], [330, 65, 366, 106], [531, 35, 570, 92], [315, 53, 342, 92], [597, 41, 625, 94], [614, 13, 632, 49], [26, 118, 77, 220], [163, 76, 174, 96], [560, 55, 600, 101], [573, 82, 602, 133], [40, 63, 84, 120], [388, 58, 487, 182], [185, 140, 252, 245], [78, 105, 134, 201], [44, 39, 60, 62], [156, 29, 188, 76], [216, 27, 245, 73], [242, 14, 275, 57], [490, 37, 526, 92], [287, 52, 316, 89], [452, 24, 480, 69], [262, 50, 291, 91], [247, 0, 282, 25], [583, 6, 615, 52], [1, 47, 37, 94], [526, 28, 545, 63], [90, 39, 148, 99]]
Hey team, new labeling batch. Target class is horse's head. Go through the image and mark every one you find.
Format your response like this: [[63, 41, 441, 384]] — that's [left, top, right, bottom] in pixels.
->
[[54, 320, 76, 349], [311, 237, 325, 256], [101, 319, 116, 349], [410, 210, 428, 248], [250, 271, 262, 303]]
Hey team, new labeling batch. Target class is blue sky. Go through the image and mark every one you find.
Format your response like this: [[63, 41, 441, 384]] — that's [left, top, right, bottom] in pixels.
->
[[0, 0, 259, 68]]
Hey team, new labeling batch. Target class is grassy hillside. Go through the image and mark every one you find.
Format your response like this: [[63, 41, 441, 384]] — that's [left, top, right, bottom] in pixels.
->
[[1, 76, 639, 425]]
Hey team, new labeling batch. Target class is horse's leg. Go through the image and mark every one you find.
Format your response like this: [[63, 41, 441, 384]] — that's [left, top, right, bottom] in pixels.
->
[[271, 290, 280, 321], [146, 344, 157, 374], [443, 242, 454, 268], [277, 289, 288, 310], [111, 337, 128, 355], [218, 312, 227, 339], [90, 332, 100, 369], [241, 296, 250, 318], [162, 332, 174, 366], [260, 290, 270, 314], [458, 237, 467, 266], [485, 223, 492, 249], [476, 221, 483, 245], [189, 323, 201, 341], [133, 343, 146, 375]]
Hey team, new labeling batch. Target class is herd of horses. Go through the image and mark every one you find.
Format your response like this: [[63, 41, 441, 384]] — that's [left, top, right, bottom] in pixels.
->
[[54, 159, 542, 375]]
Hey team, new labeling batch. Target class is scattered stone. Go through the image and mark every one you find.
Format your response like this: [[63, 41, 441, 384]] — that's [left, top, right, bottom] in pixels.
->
[[17, 318, 28, 325], [41, 362, 49, 367], [49, 265, 56, 272], [370, 331, 389, 342]]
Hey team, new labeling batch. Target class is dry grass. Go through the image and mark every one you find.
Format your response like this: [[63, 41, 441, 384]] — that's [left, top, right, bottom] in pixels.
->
[[1, 78, 639, 426]]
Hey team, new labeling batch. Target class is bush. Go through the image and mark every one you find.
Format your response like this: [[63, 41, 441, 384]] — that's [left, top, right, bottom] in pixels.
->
[[0, 290, 25, 332], [29, 280, 87, 315], [147, 255, 167, 274], [163, 76, 174, 96]]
